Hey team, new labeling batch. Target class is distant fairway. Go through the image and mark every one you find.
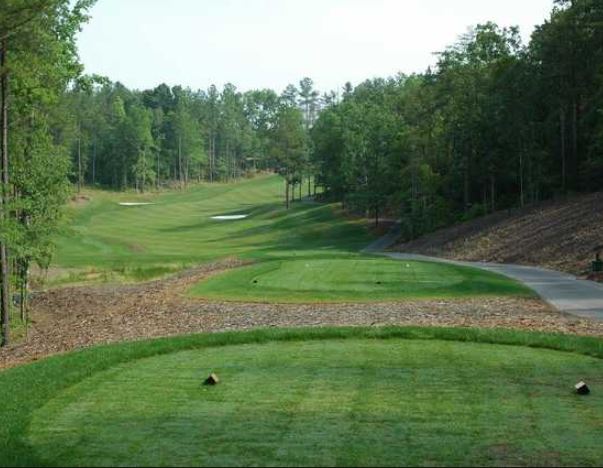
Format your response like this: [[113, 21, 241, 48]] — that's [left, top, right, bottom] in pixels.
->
[[55, 174, 532, 300], [54, 175, 371, 282]]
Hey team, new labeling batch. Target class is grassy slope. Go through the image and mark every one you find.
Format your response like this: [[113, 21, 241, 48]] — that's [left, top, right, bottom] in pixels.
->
[[54, 175, 370, 281], [55, 175, 531, 301], [1, 327, 602, 467]]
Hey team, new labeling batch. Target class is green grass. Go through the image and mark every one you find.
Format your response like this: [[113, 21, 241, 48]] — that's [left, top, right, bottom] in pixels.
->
[[190, 257, 533, 302], [54, 174, 530, 302], [1, 327, 602, 467], [55, 175, 370, 276]]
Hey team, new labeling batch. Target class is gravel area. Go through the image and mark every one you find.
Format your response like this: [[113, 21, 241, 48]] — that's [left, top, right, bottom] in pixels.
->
[[1, 259, 602, 369]]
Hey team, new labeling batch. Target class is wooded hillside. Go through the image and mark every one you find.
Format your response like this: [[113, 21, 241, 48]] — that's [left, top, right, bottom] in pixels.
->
[[394, 191, 603, 276], [312, 0, 603, 237]]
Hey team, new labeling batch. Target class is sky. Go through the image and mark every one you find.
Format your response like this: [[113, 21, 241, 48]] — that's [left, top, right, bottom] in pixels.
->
[[77, 0, 555, 94]]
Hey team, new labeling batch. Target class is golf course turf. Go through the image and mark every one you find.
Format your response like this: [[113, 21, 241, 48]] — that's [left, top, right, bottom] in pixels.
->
[[189, 257, 532, 302], [54, 175, 371, 279], [23, 176, 598, 466], [2, 327, 602, 467], [55, 175, 530, 302]]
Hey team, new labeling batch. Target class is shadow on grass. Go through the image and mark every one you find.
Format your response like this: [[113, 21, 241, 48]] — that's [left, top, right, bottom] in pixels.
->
[[157, 201, 371, 254]]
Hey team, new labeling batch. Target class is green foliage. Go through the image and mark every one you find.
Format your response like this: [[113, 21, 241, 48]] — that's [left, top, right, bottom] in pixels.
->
[[67, 78, 318, 190], [271, 105, 307, 181], [311, 1, 603, 238], [0, 0, 95, 288], [10, 130, 71, 268]]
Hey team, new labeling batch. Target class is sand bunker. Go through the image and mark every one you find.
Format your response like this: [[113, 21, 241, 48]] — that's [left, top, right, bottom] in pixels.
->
[[211, 214, 249, 220], [119, 203, 155, 207]]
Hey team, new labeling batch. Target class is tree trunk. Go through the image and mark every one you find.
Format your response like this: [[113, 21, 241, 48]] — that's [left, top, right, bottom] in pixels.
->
[[285, 178, 290, 209], [463, 150, 471, 213], [141, 149, 146, 194], [121, 154, 128, 189], [490, 174, 495, 213], [185, 148, 190, 187], [571, 98, 578, 187], [518, 137, 524, 208], [207, 137, 212, 182], [178, 136, 183, 188], [156, 150, 160, 190], [0, 39, 10, 347], [225, 141, 230, 183], [19, 259, 27, 324], [92, 137, 96, 185], [77, 122, 82, 193], [210, 135, 215, 183], [560, 106, 567, 192]]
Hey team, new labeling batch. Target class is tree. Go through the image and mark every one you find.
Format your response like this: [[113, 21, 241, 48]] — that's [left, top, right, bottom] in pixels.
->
[[126, 104, 155, 192], [298, 77, 320, 130], [310, 9, 603, 239], [271, 106, 307, 208], [0, 0, 95, 346]]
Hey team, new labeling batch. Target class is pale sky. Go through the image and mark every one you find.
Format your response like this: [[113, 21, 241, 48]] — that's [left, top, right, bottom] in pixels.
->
[[77, 0, 555, 94]]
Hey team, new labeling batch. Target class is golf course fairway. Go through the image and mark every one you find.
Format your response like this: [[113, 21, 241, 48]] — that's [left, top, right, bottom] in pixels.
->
[[54, 174, 531, 302], [54, 175, 371, 279]]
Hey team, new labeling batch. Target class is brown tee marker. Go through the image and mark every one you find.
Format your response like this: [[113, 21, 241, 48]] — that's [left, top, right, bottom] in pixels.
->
[[575, 381, 590, 395], [204, 373, 220, 386]]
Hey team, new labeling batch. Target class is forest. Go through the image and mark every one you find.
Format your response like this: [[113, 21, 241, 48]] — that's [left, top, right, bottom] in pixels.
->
[[312, 0, 603, 237], [62, 0, 603, 239], [0, 0, 602, 346]]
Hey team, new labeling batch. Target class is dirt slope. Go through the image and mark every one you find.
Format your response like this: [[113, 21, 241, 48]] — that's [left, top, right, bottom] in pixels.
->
[[394, 192, 603, 276]]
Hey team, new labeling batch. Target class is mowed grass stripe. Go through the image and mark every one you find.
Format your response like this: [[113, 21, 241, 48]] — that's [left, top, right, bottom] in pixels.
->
[[55, 174, 532, 301], [1, 327, 602, 466], [16, 333, 603, 467], [56, 175, 370, 273], [190, 258, 533, 302]]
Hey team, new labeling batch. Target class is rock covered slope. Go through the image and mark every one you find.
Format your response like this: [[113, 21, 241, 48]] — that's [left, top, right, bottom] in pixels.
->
[[393, 192, 603, 276]]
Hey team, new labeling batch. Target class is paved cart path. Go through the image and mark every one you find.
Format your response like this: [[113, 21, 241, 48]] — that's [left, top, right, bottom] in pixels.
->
[[365, 224, 603, 321]]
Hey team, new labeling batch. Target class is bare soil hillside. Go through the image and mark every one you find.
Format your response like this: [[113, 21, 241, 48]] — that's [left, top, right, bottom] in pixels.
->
[[394, 192, 603, 276]]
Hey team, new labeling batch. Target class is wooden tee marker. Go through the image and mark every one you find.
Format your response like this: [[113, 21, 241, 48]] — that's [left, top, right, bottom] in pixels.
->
[[203, 373, 220, 386], [575, 381, 590, 395]]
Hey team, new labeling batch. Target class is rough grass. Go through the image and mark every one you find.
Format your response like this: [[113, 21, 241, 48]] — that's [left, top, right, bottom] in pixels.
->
[[190, 257, 534, 302], [1, 327, 602, 467]]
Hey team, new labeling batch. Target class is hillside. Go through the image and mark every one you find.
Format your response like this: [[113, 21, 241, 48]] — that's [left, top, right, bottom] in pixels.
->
[[47, 175, 372, 286], [393, 192, 603, 276]]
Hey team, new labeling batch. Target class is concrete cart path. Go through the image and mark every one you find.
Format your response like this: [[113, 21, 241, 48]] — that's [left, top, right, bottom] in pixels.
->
[[364, 223, 603, 321]]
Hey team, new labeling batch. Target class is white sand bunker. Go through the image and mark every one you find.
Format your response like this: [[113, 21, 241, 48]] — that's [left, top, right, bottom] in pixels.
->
[[211, 214, 250, 220], [119, 202, 155, 206]]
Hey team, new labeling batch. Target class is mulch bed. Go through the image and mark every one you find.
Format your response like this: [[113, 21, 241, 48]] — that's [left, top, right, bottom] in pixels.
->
[[1, 259, 602, 369]]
